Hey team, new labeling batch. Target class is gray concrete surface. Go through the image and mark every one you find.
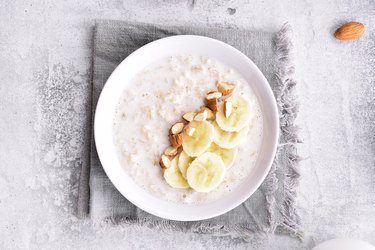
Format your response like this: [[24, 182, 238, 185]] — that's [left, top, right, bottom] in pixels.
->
[[1, 0, 375, 249]]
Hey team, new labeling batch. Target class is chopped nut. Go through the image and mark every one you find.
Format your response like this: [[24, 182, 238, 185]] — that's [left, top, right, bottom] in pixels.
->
[[185, 126, 196, 137], [224, 100, 232, 118], [169, 133, 183, 147], [170, 122, 184, 135], [164, 146, 178, 156], [217, 81, 235, 96], [206, 91, 222, 100], [206, 98, 218, 112], [200, 106, 215, 120], [159, 155, 171, 169], [194, 109, 208, 121], [183, 112, 196, 122]]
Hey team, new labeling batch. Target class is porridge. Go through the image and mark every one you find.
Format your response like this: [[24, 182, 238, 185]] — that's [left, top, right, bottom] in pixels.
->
[[113, 54, 263, 204]]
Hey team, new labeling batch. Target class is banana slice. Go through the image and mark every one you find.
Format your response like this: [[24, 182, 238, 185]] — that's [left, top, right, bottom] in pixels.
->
[[206, 143, 238, 168], [186, 152, 226, 192], [216, 95, 252, 132], [178, 151, 195, 179], [164, 156, 189, 189], [182, 121, 214, 157], [212, 121, 249, 149]]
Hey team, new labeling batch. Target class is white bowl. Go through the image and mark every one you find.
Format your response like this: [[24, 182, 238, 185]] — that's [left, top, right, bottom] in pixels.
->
[[95, 35, 279, 221]]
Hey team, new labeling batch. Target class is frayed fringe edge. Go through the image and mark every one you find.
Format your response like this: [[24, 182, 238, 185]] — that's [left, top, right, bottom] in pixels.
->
[[271, 23, 302, 238], [97, 217, 258, 242]]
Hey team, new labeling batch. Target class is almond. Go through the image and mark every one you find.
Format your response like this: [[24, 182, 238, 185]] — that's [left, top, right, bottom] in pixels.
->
[[206, 91, 222, 100], [159, 155, 171, 169], [217, 81, 235, 96], [170, 122, 184, 135], [206, 98, 218, 112], [334, 22, 365, 40], [224, 100, 232, 118], [183, 112, 196, 122], [200, 106, 215, 120], [194, 109, 208, 121], [164, 146, 178, 156], [169, 133, 183, 147]]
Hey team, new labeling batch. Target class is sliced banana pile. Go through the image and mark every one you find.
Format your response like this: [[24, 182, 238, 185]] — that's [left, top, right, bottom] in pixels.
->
[[159, 81, 252, 193]]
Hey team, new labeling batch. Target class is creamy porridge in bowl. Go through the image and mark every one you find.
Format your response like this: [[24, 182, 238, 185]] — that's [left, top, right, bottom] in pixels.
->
[[114, 55, 263, 204], [95, 36, 279, 221]]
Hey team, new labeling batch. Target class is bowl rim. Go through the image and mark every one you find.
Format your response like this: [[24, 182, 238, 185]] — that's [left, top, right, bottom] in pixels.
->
[[94, 35, 279, 221]]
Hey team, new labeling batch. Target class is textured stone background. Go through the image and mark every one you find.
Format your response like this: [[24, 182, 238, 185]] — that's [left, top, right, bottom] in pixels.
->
[[0, 0, 374, 249]]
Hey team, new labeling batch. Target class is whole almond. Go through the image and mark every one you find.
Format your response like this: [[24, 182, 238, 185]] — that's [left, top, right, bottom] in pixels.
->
[[334, 22, 365, 40]]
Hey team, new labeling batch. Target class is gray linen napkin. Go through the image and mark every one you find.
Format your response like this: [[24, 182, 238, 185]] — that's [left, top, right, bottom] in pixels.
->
[[78, 20, 301, 239]]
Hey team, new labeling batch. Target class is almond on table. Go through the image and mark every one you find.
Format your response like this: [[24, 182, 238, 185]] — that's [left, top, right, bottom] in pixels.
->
[[334, 21, 365, 40]]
